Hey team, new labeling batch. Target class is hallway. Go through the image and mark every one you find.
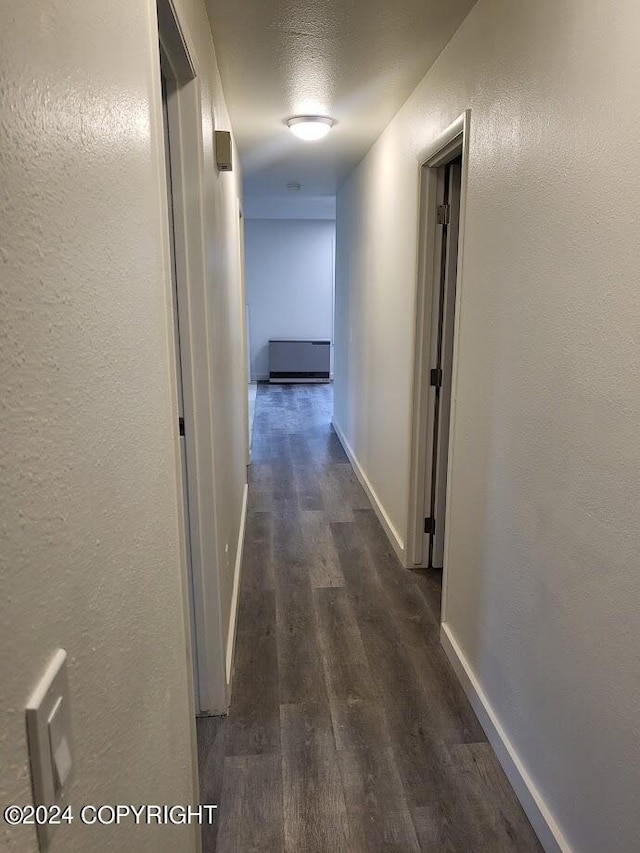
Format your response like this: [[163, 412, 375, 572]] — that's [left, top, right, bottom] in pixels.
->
[[197, 383, 541, 852]]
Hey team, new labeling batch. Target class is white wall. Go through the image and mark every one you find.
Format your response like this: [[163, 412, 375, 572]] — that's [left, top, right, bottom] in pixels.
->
[[333, 0, 640, 850], [243, 195, 336, 220], [245, 218, 335, 379], [0, 0, 246, 849]]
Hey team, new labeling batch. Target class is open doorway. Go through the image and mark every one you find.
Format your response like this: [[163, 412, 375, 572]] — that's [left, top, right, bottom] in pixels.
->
[[406, 113, 469, 617], [425, 157, 462, 569], [243, 215, 336, 385], [159, 59, 201, 708], [155, 0, 229, 716]]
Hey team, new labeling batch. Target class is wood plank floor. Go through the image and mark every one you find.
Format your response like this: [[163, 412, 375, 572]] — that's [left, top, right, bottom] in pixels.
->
[[197, 382, 542, 852]]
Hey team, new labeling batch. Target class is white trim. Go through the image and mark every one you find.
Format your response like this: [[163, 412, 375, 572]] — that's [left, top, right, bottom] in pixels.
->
[[405, 111, 471, 632], [440, 623, 572, 853], [226, 483, 249, 685], [416, 112, 466, 166], [157, 0, 229, 719], [439, 112, 471, 624], [331, 417, 405, 563], [237, 199, 250, 469], [153, 0, 204, 829]]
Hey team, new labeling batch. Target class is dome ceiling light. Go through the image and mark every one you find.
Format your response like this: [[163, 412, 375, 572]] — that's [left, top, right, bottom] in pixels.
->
[[286, 115, 335, 141]]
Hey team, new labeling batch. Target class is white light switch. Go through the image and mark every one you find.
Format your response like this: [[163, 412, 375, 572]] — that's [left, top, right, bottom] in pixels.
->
[[48, 696, 72, 792], [26, 650, 74, 850]]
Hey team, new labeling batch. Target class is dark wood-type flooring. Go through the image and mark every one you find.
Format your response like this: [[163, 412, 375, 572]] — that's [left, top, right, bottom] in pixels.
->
[[197, 382, 541, 852]]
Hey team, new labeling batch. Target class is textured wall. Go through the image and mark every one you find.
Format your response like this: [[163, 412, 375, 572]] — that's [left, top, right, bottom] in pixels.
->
[[334, 0, 640, 849], [245, 219, 335, 379], [0, 0, 244, 849]]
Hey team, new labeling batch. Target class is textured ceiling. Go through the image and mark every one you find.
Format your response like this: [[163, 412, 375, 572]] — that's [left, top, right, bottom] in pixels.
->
[[206, 0, 476, 197]]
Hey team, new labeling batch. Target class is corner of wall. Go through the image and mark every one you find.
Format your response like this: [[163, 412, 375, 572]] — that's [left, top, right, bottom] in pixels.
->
[[331, 416, 406, 565], [440, 623, 572, 853]]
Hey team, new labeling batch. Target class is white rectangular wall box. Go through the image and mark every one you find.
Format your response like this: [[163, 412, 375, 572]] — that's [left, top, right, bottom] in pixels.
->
[[26, 649, 74, 850]]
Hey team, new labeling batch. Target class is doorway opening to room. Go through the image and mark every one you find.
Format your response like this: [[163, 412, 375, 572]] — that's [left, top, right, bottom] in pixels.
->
[[407, 113, 469, 621], [158, 25, 202, 714], [425, 157, 461, 570], [243, 207, 336, 448], [156, 0, 230, 718]]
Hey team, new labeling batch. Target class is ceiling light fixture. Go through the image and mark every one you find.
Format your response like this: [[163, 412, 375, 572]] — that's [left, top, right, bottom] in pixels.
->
[[286, 115, 334, 141]]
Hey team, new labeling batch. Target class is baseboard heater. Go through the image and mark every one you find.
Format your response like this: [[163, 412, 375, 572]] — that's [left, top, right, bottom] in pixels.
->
[[269, 339, 330, 383]]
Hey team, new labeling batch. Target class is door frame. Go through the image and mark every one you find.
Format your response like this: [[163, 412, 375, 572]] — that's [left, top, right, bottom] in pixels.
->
[[426, 160, 462, 571], [406, 111, 470, 624], [237, 198, 251, 469], [154, 0, 227, 718]]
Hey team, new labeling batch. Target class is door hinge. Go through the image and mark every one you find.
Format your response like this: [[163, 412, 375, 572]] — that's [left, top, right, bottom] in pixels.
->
[[430, 368, 442, 388], [437, 204, 450, 225], [179, 416, 185, 436], [424, 516, 435, 534]]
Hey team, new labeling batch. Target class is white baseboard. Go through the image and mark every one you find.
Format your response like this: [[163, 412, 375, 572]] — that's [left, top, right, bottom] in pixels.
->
[[226, 482, 249, 685], [440, 622, 572, 853], [331, 417, 405, 563]]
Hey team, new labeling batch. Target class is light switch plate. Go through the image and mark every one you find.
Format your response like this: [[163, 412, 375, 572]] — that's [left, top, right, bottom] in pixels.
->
[[26, 649, 74, 850], [215, 130, 233, 171]]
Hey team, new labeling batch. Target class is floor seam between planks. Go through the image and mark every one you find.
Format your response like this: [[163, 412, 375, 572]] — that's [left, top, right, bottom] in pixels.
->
[[197, 382, 542, 852]]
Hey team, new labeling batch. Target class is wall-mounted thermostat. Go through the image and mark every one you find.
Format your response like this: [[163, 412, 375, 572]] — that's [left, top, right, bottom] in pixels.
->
[[215, 130, 233, 172]]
